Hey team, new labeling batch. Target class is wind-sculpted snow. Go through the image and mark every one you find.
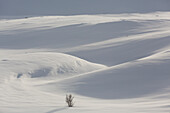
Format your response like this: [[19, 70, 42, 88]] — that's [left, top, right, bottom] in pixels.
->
[[0, 12, 170, 113], [0, 12, 170, 35], [0, 52, 106, 80], [58, 47, 170, 99]]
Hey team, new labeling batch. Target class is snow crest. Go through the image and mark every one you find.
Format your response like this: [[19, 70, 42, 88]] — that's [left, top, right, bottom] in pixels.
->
[[0, 52, 106, 80]]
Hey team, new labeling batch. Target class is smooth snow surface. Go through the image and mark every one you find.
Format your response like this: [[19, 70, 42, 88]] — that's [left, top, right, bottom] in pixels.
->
[[0, 12, 170, 113]]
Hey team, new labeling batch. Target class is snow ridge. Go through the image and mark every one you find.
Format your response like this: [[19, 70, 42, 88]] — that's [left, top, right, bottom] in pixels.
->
[[0, 12, 170, 113]]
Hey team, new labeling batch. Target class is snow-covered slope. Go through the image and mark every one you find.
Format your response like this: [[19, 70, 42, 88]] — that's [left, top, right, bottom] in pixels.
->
[[59, 46, 170, 99], [0, 12, 170, 113], [0, 52, 106, 79]]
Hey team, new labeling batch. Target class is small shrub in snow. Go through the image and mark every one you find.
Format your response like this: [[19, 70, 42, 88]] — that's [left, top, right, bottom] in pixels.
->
[[66, 94, 74, 107]]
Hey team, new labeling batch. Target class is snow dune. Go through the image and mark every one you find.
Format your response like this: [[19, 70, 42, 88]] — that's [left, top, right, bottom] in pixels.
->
[[0, 52, 106, 80], [0, 12, 170, 113], [58, 46, 170, 99], [1, 12, 170, 35]]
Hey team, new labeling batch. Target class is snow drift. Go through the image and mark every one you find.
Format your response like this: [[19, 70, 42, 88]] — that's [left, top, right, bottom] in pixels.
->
[[0, 52, 106, 80], [0, 12, 170, 113]]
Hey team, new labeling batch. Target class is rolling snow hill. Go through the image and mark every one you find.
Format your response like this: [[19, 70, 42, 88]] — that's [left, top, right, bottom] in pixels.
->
[[0, 12, 170, 113]]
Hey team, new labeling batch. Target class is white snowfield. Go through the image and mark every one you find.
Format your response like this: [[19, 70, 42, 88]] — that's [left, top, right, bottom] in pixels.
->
[[0, 12, 170, 113]]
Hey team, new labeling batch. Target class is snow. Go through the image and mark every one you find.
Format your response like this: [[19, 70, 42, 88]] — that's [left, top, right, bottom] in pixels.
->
[[0, 11, 170, 113]]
